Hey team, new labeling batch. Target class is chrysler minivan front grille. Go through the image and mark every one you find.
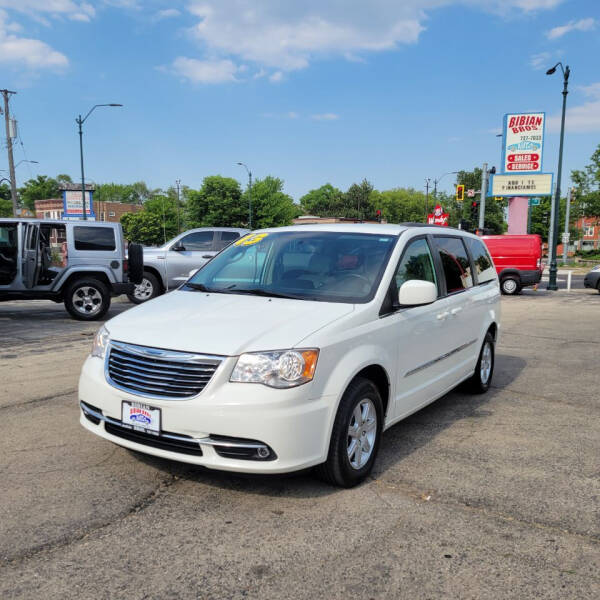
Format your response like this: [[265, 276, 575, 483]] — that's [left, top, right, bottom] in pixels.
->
[[106, 341, 222, 399]]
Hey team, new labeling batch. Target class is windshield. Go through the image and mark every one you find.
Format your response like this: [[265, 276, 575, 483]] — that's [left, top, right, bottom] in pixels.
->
[[184, 231, 398, 303]]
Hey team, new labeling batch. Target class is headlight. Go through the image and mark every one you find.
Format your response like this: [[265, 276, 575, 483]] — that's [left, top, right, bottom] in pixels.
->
[[91, 325, 110, 359], [230, 349, 319, 388]]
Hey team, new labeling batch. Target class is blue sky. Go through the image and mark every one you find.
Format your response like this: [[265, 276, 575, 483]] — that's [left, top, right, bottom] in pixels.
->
[[1, 0, 599, 201]]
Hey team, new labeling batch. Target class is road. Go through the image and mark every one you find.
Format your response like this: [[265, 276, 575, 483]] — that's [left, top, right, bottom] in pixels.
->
[[0, 291, 599, 599]]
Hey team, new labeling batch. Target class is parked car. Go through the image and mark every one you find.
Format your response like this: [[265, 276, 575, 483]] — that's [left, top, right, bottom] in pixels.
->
[[0, 218, 143, 320], [481, 234, 543, 294], [583, 265, 600, 292], [80, 224, 500, 487], [128, 227, 249, 303]]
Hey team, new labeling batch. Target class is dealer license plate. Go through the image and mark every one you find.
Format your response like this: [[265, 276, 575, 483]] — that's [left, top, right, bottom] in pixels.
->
[[121, 401, 161, 436]]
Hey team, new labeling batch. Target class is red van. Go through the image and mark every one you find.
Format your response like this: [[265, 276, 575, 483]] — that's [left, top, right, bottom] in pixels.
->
[[481, 234, 543, 295]]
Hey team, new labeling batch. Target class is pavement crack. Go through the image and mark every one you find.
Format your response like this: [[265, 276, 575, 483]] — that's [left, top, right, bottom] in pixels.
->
[[0, 473, 180, 567], [0, 391, 76, 412]]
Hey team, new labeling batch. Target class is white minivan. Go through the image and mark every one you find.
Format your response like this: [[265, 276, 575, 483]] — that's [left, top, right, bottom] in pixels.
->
[[79, 224, 500, 487]]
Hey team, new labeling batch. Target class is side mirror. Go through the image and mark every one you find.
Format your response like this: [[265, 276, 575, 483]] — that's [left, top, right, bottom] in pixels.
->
[[171, 242, 185, 252], [398, 280, 437, 307]]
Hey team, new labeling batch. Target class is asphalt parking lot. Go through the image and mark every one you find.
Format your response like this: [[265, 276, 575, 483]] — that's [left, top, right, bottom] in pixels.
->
[[1, 291, 599, 599]]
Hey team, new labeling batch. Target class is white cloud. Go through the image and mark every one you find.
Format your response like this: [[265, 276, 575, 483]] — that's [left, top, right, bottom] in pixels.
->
[[546, 17, 596, 40], [530, 52, 551, 70], [155, 8, 180, 21], [0, 10, 68, 69], [547, 82, 600, 133], [0, 1, 96, 23], [171, 57, 238, 84], [311, 113, 339, 121], [176, 1, 563, 84]]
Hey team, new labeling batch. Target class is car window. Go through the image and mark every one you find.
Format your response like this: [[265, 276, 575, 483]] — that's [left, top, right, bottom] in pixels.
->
[[215, 231, 241, 251], [73, 226, 116, 251], [435, 236, 473, 293], [186, 231, 397, 304], [394, 238, 437, 291], [179, 231, 214, 251], [464, 237, 496, 284]]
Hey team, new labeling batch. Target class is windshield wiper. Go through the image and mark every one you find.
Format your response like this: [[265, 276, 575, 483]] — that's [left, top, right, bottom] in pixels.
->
[[185, 282, 217, 292], [224, 286, 300, 299]]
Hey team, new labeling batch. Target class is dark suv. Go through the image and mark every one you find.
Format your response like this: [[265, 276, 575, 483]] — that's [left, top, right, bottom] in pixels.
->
[[0, 219, 143, 320]]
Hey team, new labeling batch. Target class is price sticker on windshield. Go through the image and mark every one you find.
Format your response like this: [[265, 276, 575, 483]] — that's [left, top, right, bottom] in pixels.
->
[[234, 233, 268, 246]]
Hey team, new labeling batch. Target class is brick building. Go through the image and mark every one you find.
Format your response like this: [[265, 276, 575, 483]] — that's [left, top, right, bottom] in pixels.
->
[[35, 194, 142, 222]]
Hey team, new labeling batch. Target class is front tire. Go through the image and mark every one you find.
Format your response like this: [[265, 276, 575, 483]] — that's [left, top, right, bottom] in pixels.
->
[[315, 377, 383, 487], [501, 277, 521, 295], [465, 332, 495, 394], [64, 278, 110, 321], [127, 272, 161, 304]]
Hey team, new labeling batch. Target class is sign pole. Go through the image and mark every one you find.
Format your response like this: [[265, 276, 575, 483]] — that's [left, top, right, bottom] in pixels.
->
[[562, 187, 571, 264], [478, 163, 488, 231]]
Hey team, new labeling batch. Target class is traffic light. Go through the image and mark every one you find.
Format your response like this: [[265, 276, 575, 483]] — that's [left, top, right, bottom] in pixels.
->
[[470, 200, 479, 222], [456, 184, 464, 202]]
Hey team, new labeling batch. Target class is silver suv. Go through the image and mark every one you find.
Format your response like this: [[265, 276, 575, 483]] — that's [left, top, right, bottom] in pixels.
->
[[128, 227, 248, 303], [0, 218, 143, 320]]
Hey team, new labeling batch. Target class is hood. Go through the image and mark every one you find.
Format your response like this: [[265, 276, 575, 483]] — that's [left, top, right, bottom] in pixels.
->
[[106, 290, 354, 356]]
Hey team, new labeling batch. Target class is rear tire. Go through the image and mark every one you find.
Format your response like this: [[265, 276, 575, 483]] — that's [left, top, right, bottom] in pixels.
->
[[127, 272, 161, 304], [64, 278, 110, 321], [501, 277, 521, 295], [465, 332, 495, 394], [315, 377, 383, 487]]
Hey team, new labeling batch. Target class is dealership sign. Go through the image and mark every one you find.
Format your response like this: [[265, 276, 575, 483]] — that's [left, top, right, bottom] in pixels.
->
[[63, 190, 95, 219], [502, 112, 545, 173], [488, 173, 553, 197]]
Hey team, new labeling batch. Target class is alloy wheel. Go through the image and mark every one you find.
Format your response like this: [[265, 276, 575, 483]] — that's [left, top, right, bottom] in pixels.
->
[[72, 286, 103, 315], [347, 398, 377, 470]]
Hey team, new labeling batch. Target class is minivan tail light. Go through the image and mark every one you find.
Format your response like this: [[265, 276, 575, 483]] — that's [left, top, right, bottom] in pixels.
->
[[123, 258, 128, 273]]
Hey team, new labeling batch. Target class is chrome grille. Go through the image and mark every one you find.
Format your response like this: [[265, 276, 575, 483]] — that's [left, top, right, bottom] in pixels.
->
[[106, 341, 222, 399]]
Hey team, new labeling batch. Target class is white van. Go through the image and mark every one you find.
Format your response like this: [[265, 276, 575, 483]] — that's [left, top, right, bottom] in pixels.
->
[[79, 224, 500, 487]]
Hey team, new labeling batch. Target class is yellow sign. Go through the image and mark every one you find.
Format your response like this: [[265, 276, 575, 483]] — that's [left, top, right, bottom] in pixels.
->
[[234, 233, 268, 246]]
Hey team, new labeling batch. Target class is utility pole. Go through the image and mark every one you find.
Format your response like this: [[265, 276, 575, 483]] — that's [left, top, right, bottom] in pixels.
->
[[425, 178, 432, 222], [175, 179, 181, 234], [478, 163, 489, 231], [1, 89, 18, 216], [562, 187, 572, 264]]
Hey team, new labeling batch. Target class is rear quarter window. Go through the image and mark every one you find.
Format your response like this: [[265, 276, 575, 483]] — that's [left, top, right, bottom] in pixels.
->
[[73, 226, 116, 251], [465, 237, 496, 284]]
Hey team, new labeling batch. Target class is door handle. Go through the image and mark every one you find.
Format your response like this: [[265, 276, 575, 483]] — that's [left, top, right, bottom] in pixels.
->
[[436, 311, 449, 320], [202, 255, 213, 259], [450, 307, 463, 316]]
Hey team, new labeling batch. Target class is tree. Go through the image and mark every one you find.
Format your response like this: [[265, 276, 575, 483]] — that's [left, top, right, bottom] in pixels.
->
[[186, 176, 245, 227], [345, 179, 375, 220], [19, 175, 60, 211], [56, 174, 72, 184], [371, 188, 426, 223], [571, 144, 600, 223], [0, 183, 11, 217], [143, 194, 180, 240], [243, 176, 297, 228], [121, 212, 165, 246], [299, 184, 345, 217]]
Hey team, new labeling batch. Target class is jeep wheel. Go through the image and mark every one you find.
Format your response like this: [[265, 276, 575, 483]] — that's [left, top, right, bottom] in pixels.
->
[[127, 272, 161, 304], [64, 278, 110, 321], [501, 277, 521, 295]]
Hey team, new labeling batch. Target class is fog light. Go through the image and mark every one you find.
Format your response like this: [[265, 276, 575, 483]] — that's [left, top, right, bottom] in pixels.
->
[[256, 446, 270, 459]]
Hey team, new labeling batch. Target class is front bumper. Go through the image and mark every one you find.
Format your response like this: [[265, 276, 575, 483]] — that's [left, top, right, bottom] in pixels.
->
[[78, 355, 334, 474]]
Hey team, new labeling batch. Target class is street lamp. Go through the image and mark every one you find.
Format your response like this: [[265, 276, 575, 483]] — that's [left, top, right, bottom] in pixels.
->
[[545, 62, 570, 291], [433, 171, 459, 200], [76, 104, 122, 220], [237, 162, 252, 228]]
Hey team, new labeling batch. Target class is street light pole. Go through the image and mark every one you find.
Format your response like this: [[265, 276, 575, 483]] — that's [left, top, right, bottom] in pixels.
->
[[237, 162, 252, 228], [425, 178, 431, 222], [433, 171, 458, 201], [545, 62, 570, 291], [76, 104, 122, 220], [175, 179, 181, 234]]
